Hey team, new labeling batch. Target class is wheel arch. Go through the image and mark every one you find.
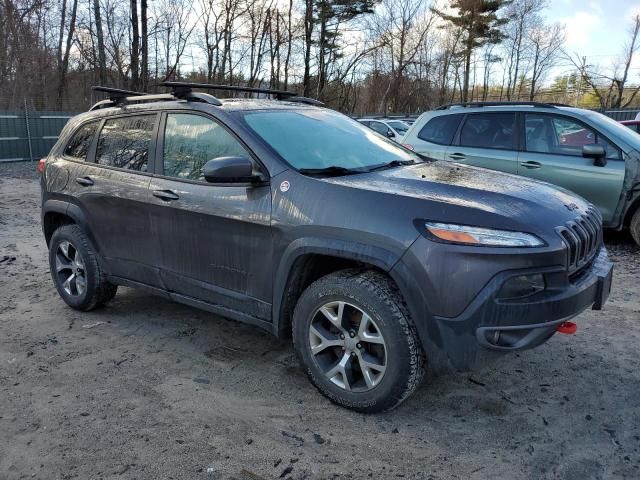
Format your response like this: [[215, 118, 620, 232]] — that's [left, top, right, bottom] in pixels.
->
[[272, 238, 401, 340], [42, 200, 95, 248]]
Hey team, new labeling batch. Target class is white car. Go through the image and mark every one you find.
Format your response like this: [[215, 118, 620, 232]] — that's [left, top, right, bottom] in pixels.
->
[[357, 118, 411, 142]]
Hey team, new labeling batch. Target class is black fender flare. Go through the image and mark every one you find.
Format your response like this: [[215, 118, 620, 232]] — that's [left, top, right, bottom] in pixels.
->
[[42, 199, 99, 252], [271, 237, 401, 337]]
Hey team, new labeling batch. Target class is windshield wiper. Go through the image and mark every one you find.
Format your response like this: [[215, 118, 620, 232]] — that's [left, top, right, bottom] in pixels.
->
[[298, 166, 365, 177], [367, 159, 417, 172]]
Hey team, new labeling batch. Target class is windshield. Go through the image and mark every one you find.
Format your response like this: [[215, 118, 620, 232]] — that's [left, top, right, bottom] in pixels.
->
[[388, 120, 410, 134], [240, 109, 419, 171], [582, 110, 640, 149]]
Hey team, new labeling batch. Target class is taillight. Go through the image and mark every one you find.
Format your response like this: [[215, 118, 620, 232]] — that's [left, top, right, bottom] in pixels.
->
[[402, 143, 414, 150], [38, 158, 46, 174]]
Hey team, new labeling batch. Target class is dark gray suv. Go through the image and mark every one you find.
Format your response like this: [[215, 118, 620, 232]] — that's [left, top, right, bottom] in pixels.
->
[[40, 83, 613, 412]]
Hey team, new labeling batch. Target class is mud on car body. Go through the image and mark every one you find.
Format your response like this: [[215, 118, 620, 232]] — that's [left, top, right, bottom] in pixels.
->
[[40, 84, 614, 412]]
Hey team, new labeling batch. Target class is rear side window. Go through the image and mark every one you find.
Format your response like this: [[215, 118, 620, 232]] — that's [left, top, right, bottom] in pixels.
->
[[96, 115, 157, 171], [369, 121, 390, 135], [64, 121, 99, 160], [459, 112, 516, 150], [162, 113, 250, 181], [417, 115, 462, 145]]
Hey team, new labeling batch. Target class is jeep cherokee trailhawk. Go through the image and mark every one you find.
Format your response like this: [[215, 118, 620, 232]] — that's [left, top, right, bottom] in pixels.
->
[[40, 83, 614, 412]]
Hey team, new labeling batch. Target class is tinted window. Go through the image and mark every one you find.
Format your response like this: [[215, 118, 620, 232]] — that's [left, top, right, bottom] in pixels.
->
[[388, 121, 409, 134], [369, 121, 390, 135], [96, 115, 156, 171], [459, 113, 515, 150], [163, 113, 249, 181], [64, 122, 99, 160], [241, 110, 418, 170], [417, 115, 462, 145], [525, 113, 620, 159]]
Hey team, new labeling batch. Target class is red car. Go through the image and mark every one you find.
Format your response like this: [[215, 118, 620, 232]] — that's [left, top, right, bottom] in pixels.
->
[[621, 120, 640, 134]]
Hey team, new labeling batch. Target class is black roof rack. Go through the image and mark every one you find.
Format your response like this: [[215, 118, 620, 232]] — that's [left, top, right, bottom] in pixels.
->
[[88, 82, 325, 111], [161, 81, 324, 106], [435, 101, 566, 110]]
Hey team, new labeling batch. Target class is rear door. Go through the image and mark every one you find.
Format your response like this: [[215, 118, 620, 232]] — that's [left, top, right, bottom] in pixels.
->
[[517, 112, 625, 223], [408, 114, 462, 160], [75, 113, 162, 286], [446, 112, 519, 173], [148, 112, 273, 320]]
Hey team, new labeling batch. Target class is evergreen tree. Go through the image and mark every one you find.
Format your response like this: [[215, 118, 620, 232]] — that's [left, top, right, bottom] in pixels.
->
[[432, 0, 510, 102]]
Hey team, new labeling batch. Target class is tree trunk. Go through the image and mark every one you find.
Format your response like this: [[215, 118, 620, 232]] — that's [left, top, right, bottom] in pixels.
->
[[303, 0, 314, 96], [141, 0, 148, 91], [94, 0, 107, 85], [130, 0, 139, 90], [56, 0, 78, 108]]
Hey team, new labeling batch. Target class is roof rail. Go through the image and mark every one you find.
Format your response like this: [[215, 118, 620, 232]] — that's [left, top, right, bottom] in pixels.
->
[[90, 85, 224, 110], [435, 101, 562, 110], [161, 81, 324, 106]]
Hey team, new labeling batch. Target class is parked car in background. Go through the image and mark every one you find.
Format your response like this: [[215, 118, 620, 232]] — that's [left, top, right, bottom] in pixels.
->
[[402, 102, 640, 245], [40, 84, 613, 412], [357, 118, 410, 142], [621, 120, 640, 134]]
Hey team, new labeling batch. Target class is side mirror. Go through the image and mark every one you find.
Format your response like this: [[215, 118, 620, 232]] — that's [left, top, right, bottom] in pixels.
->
[[387, 130, 396, 139], [582, 144, 607, 167], [203, 156, 259, 183]]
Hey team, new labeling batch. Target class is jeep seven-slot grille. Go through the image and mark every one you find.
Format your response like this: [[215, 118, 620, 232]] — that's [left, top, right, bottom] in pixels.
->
[[557, 207, 602, 275]]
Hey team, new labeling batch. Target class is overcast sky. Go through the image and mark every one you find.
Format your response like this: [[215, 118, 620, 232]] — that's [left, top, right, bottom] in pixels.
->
[[546, 0, 640, 77]]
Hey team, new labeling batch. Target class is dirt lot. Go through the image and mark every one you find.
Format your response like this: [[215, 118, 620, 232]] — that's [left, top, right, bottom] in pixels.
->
[[1, 161, 639, 480]]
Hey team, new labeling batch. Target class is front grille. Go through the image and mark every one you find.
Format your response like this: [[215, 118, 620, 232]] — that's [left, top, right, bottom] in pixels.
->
[[557, 207, 602, 274]]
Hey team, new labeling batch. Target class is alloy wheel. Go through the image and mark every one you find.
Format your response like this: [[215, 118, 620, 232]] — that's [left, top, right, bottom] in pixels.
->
[[309, 301, 387, 392], [55, 240, 87, 297]]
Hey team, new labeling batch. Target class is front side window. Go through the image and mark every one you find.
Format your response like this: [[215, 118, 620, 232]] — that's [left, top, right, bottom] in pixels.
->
[[525, 113, 620, 159], [240, 110, 418, 171], [96, 115, 156, 171], [417, 115, 462, 145], [459, 112, 516, 150], [64, 121, 99, 160], [162, 113, 250, 181], [387, 121, 409, 134]]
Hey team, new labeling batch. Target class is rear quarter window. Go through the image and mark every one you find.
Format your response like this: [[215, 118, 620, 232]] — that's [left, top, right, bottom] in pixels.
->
[[64, 121, 99, 160], [417, 115, 462, 145]]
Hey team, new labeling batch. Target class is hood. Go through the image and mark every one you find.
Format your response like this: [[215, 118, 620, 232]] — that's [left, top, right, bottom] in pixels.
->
[[323, 161, 594, 233]]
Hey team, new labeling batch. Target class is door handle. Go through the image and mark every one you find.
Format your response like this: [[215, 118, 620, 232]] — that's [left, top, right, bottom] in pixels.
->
[[75, 176, 94, 186], [520, 161, 541, 169], [152, 189, 180, 201], [449, 153, 466, 160]]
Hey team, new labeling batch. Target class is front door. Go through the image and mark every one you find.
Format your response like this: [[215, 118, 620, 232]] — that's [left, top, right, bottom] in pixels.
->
[[446, 111, 519, 174], [148, 112, 273, 320], [517, 113, 626, 224]]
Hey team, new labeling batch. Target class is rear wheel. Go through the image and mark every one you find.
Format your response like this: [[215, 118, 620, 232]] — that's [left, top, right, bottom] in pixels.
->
[[49, 224, 117, 311], [631, 208, 640, 247], [292, 269, 425, 413]]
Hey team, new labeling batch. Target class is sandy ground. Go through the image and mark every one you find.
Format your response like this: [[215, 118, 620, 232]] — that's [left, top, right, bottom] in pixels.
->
[[0, 161, 639, 480]]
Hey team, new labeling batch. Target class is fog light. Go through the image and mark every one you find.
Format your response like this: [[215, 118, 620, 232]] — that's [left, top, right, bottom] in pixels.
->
[[498, 274, 545, 299]]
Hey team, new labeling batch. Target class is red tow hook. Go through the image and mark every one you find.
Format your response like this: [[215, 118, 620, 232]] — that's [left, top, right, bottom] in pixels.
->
[[557, 321, 577, 335]]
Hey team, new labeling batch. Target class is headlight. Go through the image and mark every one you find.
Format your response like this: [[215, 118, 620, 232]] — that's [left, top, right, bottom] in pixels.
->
[[424, 222, 544, 247]]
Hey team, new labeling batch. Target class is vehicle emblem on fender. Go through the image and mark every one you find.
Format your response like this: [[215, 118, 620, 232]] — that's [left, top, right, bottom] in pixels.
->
[[280, 180, 290, 192]]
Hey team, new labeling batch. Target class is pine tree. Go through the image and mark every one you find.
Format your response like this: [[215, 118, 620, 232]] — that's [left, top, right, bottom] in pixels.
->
[[432, 0, 510, 102]]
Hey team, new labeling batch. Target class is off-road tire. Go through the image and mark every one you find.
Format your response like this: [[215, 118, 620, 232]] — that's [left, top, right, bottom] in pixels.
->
[[49, 224, 117, 311], [631, 208, 640, 247], [292, 269, 425, 413]]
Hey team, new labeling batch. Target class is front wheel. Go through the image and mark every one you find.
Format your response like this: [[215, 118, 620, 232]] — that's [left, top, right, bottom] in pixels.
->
[[292, 269, 425, 413]]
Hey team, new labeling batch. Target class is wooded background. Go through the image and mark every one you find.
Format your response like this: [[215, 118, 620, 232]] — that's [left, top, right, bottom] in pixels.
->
[[2, 0, 640, 113]]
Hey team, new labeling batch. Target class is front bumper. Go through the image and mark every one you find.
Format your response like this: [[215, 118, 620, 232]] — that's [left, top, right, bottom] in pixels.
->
[[438, 248, 612, 369], [392, 243, 613, 372]]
